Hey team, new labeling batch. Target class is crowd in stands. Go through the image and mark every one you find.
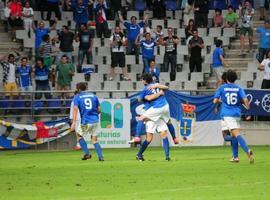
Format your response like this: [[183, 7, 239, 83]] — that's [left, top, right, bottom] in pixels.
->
[[0, 0, 270, 111]]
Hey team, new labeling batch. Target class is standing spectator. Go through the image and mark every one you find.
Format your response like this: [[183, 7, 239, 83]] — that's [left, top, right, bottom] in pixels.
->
[[0, 53, 19, 99], [33, 58, 51, 100], [153, 0, 165, 19], [152, 25, 164, 43], [93, 0, 109, 38], [188, 29, 204, 72], [119, 13, 148, 58], [212, 39, 228, 88], [183, 0, 194, 27], [259, 0, 268, 20], [239, 0, 254, 54], [76, 23, 93, 72], [46, 0, 61, 21], [146, 59, 160, 83], [110, 0, 121, 20], [72, 0, 89, 31], [22, 1, 34, 38], [213, 8, 223, 27], [39, 34, 55, 70], [256, 19, 270, 63], [16, 57, 33, 98], [36, 0, 47, 20], [32, 20, 57, 58], [138, 32, 158, 73], [259, 51, 270, 89], [55, 25, 75, 63], [8, 0, 23, 41], [194, 0, 208, 28], [224, 5, 239, 28], [162, 27, 179, 81], [56, 55, 75, 100], [109, 26, 130, 81]]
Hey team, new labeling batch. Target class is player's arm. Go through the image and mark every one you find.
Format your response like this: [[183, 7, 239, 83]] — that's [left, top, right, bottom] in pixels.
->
[[148, 83, 169, 90], [97, 106, 101, 114], [70, 105, 78, 131], [144, 90, 164, 101]]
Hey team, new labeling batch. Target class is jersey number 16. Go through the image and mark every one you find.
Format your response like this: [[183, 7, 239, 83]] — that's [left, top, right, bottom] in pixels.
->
[[225, 93, 238, 105]]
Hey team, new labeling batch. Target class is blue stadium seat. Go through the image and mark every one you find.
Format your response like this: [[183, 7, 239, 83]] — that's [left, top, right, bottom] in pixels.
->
[[165, 0, 178, 11], [13, 100, 26, 108], [34, 100, 43, 111], [48, 98, 62, 108], [0, 99, 10, 108]]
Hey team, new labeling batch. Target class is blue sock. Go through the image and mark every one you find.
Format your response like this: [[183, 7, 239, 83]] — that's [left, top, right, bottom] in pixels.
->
[[236, 135, 249, 153], [137, 140, 150, 156], [93, 143, 103, 159], [135, 120, 144, 137], [167, 123, 176, 140], [224, 135, 232, 142], [79, 138, 90, 155], [231, 137, 239, 158], [162, 137, 170, 158]]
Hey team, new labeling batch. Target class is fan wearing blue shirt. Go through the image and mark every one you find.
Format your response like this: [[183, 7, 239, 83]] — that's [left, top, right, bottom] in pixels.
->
[[213, 70, 254, 164], [71, 82, 104, 161], [16, 57, 33, 93], [256, 19, 270, 63], [72, 0, 89, 30]]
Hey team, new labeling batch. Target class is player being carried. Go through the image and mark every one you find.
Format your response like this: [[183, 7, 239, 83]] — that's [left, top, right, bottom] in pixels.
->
[[71, 82, 104, 161], [136, 73, 171, 161], [213, 70, 254, 164]]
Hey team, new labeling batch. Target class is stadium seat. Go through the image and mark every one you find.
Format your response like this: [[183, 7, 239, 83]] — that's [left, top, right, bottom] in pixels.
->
[[177, 45, 189, 55], [155, 55, 163, 64], [93, 38, 101, 47], [107, 20, 116, 30], [48, 98, 61, 108], [126, 73, 137, 81], [103, 81, 118, 90], [240, 72, 254, 81], [183, 81, 198, 90], [223, 28, 236, 37], [119, 81, 134, 90], [169, 81, 182, 90], [176, 72, 189, 81], [235, 80, 247, 88], [90, 73, 104, 82], [88, 82, 102, 90], [167, 19, 180, 28], [127, 11, 139, 20], [151, 20, 165, 29], [112, 92, 127, 99], [159, 73, 170, 82], [198, 28, 207, 37], [176, 54, 184, 64], [247, 62, 258, 72], [190, 72, 204, 82], [62, 11, 73, 20], [135, 81, 145, 90], [34, 100, 43, 111], [252, 80, 262, 89], [96, 92, 110, 99], [126, 55, 136, 65], [209, 28, 222, 37], [13, 99, 26, 109], [176, 28, 185, 39], [165, 0, 178, 11], [166, 11, 173, 19], [174, 10, 183, 20]]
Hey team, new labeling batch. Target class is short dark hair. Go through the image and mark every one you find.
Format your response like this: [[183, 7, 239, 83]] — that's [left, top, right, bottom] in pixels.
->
[[36, 57, 44, 63], [149, 59, 155, 63], [215, 39, 223, 47], [221, 72, 227, 83], [157, 25, 162, 30], [8, 54, 15, 59], [21, 57, 28, 61], [131, 16, 137, 20], [42, 34, 50, 42], [141, 73, 153, 84], [226, 70, 237, 83], [62, 25, 69, 30], [76, 82, 87, 91]]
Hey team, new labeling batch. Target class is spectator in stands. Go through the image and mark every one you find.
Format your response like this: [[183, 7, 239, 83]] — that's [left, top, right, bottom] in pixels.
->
[[194, 0, 208, 28], [0, 53, 19, 99], [36, 0, 47, 20], [259, 0, 268, 20], [137, 32, 158, 73], [33, 58, 52, 100], [183, 0, 194, 27], [110, 0, 121, 20], [8, 0, 23, 41], [152, 25, 164, 43], [55, 25, 75, 63], [16, 57, 33, 98], [56, 55, 75, 100], [153, 0, 165, 19], [213, 8, 223, 27], [239, 0, 254, 54], [188, 29, 204, 72], [256, 19, 270, 63], [137, 23, 151, 42], [185, 19, 196, 40], [258, 51, 270, 89], [162, 27, 179, 81], [109, 26, 130, 81], [39, 34, 55, 70], [93, 0, 109, 38], [46, 0, 61, 20], [32, 20, 57, 59], [224, 5, 239, 28], [76, 23, 93, 72], [212, 39, 228, 88], [146, 59, 160, 83], [119, 13, 148, 59], [72, 0, 89, 31], [22, 1, 34, 38]]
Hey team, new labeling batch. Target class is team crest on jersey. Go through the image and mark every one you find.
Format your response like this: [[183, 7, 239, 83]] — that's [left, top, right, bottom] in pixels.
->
[[179, 103, 196, 142]]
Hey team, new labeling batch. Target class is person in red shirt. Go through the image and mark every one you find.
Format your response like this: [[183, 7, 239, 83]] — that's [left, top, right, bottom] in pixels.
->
[[8, 0, 23, 41]]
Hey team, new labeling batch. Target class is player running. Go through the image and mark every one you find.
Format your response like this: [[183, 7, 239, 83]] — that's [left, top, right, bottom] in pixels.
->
[[71, 82, 104, 161], [213, 70, 254, 164], [136, 74, 171, 161]]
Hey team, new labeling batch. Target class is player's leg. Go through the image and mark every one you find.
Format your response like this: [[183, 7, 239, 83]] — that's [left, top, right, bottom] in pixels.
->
[[128, 120, 144, 144], [78, 125, 91, 160], [90, 124, 104, 161], [162, 105, 178, 144], [157, 119, 170, 161], [167, 120, 178, 144]]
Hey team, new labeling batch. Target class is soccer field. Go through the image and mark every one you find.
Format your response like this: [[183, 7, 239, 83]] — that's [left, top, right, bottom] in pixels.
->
[[0, 146, 269, 200]]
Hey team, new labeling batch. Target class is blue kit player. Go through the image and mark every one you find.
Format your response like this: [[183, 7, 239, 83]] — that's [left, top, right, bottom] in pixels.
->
[[213, 70, 254, 164], [136, 74, 171, 161], [71, 82, 104, 161]]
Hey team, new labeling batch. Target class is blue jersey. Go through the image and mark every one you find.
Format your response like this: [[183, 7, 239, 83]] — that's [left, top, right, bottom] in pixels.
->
[[256, 27, 270, 48], [146, 67, 160, 83], [140, 39, 156, 59], [214, 83, 246, 118], [35, 28, 50, 49], [73, 92, 100, 125], [124, 21, 144, 41], [212, 47, 224, 68], [17, 65, 32, 87], [139, 83, 168, 109]]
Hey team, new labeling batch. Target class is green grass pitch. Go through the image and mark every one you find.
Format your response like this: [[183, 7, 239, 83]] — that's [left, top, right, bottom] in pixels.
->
[[0, 146, 269, 200]]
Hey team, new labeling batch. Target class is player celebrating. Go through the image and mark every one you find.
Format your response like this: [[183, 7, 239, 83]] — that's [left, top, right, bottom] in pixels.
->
[[136, 74, 171, 161], [71, 82, 104, 161], [213, 70, 254, 164]]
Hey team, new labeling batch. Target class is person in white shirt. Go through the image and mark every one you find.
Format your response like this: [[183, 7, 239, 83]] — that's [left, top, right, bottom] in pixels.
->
[[258, 51, 270, 89], [22, 1, 34, 38]]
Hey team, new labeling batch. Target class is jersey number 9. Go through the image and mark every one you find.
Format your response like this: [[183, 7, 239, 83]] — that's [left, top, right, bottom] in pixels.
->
[[84, 98, 92, 109]]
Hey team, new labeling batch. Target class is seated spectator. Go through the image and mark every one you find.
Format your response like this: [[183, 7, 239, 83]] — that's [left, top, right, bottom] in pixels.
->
[[188, 29, 204, 72], [93, 0, 109, 38], [16, 57, 33, 99], [146, 59, 160, 83], [109, 26, 129, 81], [39, 34, 56, 70], [46, 0, 61, 21], [76, 23, 93, 72], [256, 19, 270, 63], [72, 0, 89, 31], [8, 0, 23, 41], [224, 5, 239, 28], [33, 58, 52, 100], [213, 9, 223, 27], [183, 0, 194, 27], [153, 0, 165, 19], [22, 1, 34, 38], [185, 19, 196, 40], [56, 55, 75, 100]]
